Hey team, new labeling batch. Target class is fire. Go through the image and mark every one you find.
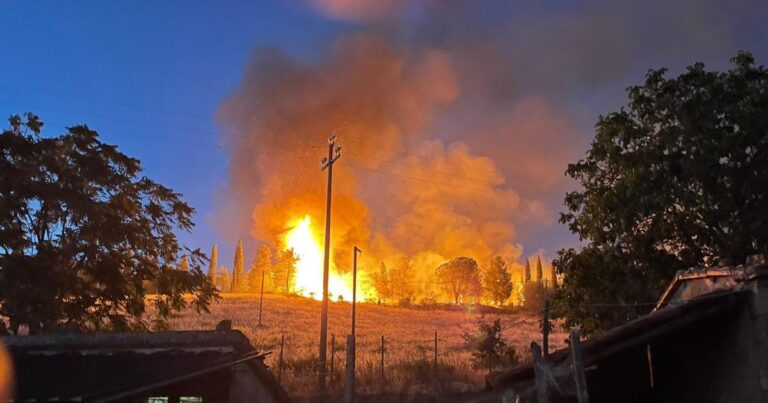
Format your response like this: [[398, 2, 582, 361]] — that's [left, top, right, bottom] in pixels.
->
[[282, 215, 358, 302]]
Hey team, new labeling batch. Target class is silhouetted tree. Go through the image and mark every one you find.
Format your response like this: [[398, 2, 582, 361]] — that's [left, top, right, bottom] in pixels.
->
[[555, 52, 768, 335], [209, 244, 218, 283], [249, 244, 272, 292], [483, 256, 513, 305], [438, 257, 483, 304], [0, 113, 218, 333], [534, 256, 543, 282], [523, 258, 531, 284], [219, 266, 231, 292], [275, 249, 298, 293]]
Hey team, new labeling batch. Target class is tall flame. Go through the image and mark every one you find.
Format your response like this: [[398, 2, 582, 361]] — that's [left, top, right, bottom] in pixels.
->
[[283, 215, 358, 302]]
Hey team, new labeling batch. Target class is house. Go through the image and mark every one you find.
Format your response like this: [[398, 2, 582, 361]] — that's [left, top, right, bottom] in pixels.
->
[[485, 253, 768, 403], [3, 327, 290, 403]]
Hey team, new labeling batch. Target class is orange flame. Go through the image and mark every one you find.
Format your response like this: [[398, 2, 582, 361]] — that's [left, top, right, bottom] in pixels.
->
[[282, 215, 360, 301]]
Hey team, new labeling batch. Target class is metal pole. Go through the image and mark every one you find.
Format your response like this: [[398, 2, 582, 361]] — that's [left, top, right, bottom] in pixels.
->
[[258, 268, 265, 326], [434, 331, 438, 377], [352, 246, 361, 337], [345, 334, 356, 403], [531, 342, 550, 403], [318, 135, 340, 390], [543, 300, 550, 359]]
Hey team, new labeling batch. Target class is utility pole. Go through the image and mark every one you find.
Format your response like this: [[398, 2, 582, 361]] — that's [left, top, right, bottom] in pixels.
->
[[352, 246, 361, 337], [257, 267, 266, 327], [318, 134, 341, 390]]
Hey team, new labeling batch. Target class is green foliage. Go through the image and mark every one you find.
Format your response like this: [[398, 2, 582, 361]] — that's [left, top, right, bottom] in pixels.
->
[[231, 240, 245, 292], [437, 257, 482, 304], [248, 244, 271, 292], [555, 51, 768, 335], [0, 114, 218, 333], [463, 316, 519, 373], [483, 256, 513, 305]]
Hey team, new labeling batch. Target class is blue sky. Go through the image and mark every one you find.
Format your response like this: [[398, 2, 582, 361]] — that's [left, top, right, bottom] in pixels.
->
[[1, 1, 766, 268]]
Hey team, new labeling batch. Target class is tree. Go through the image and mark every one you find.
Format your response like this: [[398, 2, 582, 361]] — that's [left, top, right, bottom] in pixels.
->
[[370, 262, 391, 303], [231, 240, 245, 292], [248, 244, 272, 293], [463, 316, 519, 374], [483, 256, 513, 305], [0, 114, 218, 333], [548, 260, 557, 290], [219, 266, 231, 292], [522, 281, 546, 312], [179, 255, 189, 271], [554, 51, 768, 335], [437, 257, 483, 304], [523, 258, 531, 284], [208, 245, 218, 287], [534, 256, 543, 283], [275, 249, 298, 293]]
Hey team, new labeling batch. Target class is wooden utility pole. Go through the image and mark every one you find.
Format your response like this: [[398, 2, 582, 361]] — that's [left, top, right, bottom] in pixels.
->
[[570, 328, 589, 403], [352, 246, 361, 337], [543, 300, 550, 359], [257, 268, 266, 327], [318, 135, 341, 390]]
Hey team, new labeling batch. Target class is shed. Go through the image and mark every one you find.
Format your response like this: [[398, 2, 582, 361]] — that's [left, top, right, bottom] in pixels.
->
[[487, 254, 768, 403], [3, 329, 290, 403]]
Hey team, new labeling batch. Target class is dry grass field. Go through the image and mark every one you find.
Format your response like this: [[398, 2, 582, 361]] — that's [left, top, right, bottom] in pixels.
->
[[167, 293, 567, 401]]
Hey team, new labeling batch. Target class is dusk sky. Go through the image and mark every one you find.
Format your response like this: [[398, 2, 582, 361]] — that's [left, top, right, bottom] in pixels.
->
[[2, 0, 767, 268]]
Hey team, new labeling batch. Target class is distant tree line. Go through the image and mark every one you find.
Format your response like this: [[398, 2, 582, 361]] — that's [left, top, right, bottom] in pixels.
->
[[206, 241, 298, 294]]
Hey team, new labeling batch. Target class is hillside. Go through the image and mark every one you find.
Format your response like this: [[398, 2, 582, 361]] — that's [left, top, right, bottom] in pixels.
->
[[167, 293, 567, 400]]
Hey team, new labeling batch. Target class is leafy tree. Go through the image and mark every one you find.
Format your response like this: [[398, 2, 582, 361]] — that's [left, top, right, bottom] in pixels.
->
[[483, 256, 513, 305], [370, 262, 391, 303], [463, 316, 519, 374], [0, 114, 218, 333], [231, 240, 245, 292], [209, 244, 218, 282], [523, 258, 531, 284], [534, 256, 543, 282], [219, 266, 231, 292], [437, 257, 482, 304], [554, 51, 768, 335], [248, 244, 272, 293], [275, 248, 298, 293]]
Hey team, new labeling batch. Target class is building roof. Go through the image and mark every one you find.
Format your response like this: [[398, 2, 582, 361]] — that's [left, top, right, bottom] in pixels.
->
[[3, 329, 290, 402], [489, 289, 749, 389]]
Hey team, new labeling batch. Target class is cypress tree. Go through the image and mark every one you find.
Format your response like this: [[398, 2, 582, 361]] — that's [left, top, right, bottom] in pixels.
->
[[523, 258, 531, 284], [549, 262, 558, 290], [209, 244, 218, 283], [232, 240, 245, 292], [535, 256, 543, 283], [179, 255, 189, 271]]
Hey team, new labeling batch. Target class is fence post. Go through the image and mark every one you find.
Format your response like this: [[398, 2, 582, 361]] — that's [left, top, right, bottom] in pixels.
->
[[330, 334, 335, 384], [531, 341, 550, 403], [570, 328, 590, 403], [380, 335, 385, 384], [434, 331, 438, 377], [345, 335, 356, 403], [278, 334, 285, 383]]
